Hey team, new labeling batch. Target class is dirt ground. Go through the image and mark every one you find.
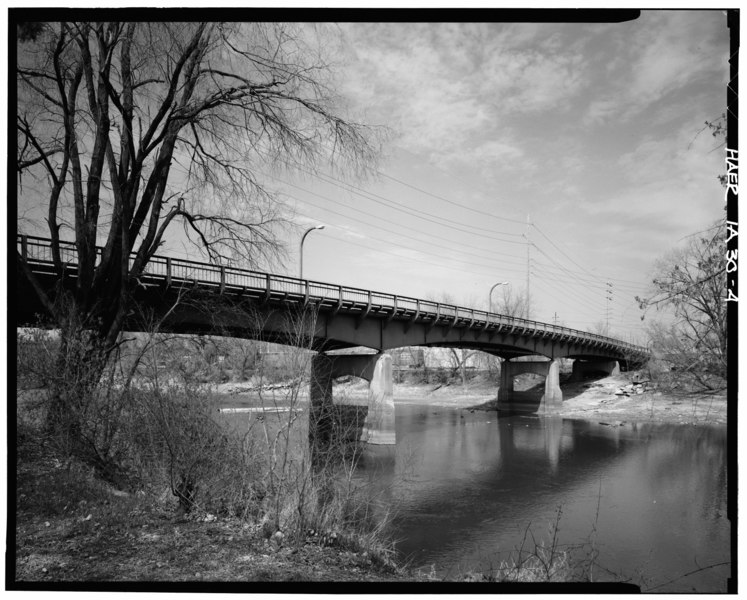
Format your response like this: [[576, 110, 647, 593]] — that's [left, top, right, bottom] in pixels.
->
[[554, 375, 726, 425]]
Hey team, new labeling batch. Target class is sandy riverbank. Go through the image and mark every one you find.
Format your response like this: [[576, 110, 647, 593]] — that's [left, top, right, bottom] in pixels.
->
[[216, 373, 727, 426]]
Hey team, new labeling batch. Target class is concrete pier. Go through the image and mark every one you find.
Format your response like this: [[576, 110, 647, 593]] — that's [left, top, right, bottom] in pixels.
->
[[309, 352, 395, 447], [498, 357, 563, 414], [361, 354, 396, 445]]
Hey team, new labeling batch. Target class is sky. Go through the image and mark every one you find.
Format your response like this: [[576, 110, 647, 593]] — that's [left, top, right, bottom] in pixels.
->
[[11, 10, 732, 345], [272, 11, 730, 343]]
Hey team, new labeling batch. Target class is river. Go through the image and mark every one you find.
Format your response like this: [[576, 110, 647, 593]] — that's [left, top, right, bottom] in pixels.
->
[[355, 403, 730, 592]]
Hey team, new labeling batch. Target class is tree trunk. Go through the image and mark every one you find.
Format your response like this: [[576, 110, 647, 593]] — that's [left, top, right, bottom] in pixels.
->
[[46, 320, 132, 489]]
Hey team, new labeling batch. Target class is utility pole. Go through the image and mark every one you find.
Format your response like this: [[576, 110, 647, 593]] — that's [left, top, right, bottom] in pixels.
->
[[553, 312, 558, 326], [605, 282, 613, 333], [525, 214, 531, 318]]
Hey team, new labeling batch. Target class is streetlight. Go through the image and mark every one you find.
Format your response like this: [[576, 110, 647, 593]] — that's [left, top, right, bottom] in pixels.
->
[[489, 281, 509, 313], [300, 225, 325, 279]]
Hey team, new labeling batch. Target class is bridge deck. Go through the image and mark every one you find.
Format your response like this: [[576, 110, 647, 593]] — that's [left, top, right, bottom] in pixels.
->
[[16, 234, 649, 359]]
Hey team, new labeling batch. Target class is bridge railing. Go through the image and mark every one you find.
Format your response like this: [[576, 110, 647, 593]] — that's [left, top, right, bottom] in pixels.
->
[[17, 234, 648, 355]]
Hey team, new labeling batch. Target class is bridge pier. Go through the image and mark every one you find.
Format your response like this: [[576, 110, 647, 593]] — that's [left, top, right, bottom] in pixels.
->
[[571, 359, 620, 381], [498, 358, 563, 414], [309, 352, 395, 449]]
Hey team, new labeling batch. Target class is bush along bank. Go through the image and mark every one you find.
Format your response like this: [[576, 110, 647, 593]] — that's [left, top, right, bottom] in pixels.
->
[[14, 329, 406, 585], [14, 389, 407, 584]]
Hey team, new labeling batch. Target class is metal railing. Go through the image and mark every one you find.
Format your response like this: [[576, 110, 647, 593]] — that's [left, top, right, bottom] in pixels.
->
[[17, 234, 649, 356]]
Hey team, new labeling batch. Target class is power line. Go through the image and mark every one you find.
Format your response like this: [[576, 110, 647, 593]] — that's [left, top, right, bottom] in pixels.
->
[[531, 222, 599, 278], [530, 242, 610, 299], [387, 145, 530, 222], [530, 265, 647, 294], [531, 260, 649, 289], [295, 193, 528, 269], [293, 202, 528, 274], [272, 158, 647, 341], [379, 170, 527, 225], [530, 274, 607, 317], [281, 159, 648, 293], [267, 173, 530, 266], [309, 227, 530, 282], [277, 162, 526, 243]]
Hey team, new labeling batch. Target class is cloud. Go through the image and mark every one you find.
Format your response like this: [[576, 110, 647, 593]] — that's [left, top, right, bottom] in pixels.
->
[[617, 117, 725, 188], [479, 46, 587, 114], [339, 22, 589, 168], [429, 137, 527, 174], [583, 11, 728, 125]]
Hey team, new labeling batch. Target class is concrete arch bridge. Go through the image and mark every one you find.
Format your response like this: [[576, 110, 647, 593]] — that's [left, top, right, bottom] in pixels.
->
[[17, 235, 649, 444]]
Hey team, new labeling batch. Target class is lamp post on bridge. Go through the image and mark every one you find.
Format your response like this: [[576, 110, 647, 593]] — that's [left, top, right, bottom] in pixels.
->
[[488, 281, 509, 313], [300, 225, 325, 279]]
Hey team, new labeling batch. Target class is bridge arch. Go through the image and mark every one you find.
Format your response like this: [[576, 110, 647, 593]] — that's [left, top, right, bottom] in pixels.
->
[[498, 358, 564, 414]]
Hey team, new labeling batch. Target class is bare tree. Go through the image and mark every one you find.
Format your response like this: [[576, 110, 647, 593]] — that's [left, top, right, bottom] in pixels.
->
[[16, 20, 382, 464], [636, 219, 727, 391], [590, 321, 610, 337], [493, 285, 532, 320]]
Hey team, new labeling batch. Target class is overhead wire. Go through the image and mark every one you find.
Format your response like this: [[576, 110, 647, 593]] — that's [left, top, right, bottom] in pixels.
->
[[292, 201, 529, 274], [531, 260, 651, 290], [262, 170, 530, 266], [531, 278, 645, 334], [530, 265, 648, 294], [531, 222, 599, 278], [530, 243, 612, 306], [272, 158, 649, 340], [383, 159, 650, 295], [303, 224, 531, 282], [530, 273, 606, 317], [281, 159, 649, 293], [277, 161, 527, 243], [378, 170, 527, 225], [282, 153, 651, 299]]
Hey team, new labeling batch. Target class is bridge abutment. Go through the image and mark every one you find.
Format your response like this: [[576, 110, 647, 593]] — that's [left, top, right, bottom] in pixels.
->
[[498, 358, 563, 414], [571, 359, 620, 381], [309, 352, 395, 448]]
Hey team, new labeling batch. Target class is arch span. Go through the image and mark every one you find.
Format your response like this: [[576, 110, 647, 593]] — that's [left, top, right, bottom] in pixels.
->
[[498, 358, 563, 414]]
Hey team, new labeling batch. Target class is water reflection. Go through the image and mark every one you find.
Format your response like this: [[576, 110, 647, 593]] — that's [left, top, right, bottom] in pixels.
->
[[356, 406, 729, 592]]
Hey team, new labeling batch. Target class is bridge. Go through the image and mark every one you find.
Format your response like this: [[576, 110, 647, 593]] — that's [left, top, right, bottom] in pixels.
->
[[16, 235, 649, 443]]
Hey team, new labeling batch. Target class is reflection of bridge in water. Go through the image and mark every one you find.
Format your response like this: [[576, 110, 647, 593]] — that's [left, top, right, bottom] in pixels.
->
[[357, 413, 728, 585], [17, 235, 649, 445]]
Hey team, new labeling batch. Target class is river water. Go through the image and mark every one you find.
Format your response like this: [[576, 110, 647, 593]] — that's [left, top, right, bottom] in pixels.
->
[[355, 403, 731, 592]]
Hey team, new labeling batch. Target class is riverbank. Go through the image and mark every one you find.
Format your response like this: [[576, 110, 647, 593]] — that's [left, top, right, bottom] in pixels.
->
[[552, 374, 726, 425], [222, 372, 727, 426], [13, 402, 414, 586], [14, 373, 726, 586], [14, 494, 408, 584]]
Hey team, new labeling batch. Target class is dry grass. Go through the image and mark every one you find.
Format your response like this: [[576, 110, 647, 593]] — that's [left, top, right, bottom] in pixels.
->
[[14, 412, 405, 584]]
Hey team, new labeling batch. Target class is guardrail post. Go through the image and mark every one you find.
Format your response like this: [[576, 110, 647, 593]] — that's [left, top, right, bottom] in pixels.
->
[[21, 235, 28, 260], [332, 285, 343, 315], [166, 257, 172, 287], [263, 273, 272, 303]]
